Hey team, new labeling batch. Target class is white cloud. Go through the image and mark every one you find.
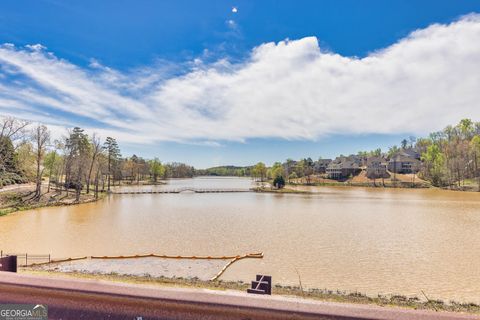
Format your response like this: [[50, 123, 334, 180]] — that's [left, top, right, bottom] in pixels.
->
[[25, 44, 47, 51], [1, 15, 480, 146]]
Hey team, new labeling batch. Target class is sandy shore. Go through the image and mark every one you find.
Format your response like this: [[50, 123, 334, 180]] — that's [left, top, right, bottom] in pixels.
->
[[31, 257, 231, 281]]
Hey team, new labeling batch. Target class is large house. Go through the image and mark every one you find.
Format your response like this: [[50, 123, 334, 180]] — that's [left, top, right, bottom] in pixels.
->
[[388, 154, 421, 174], [326, 157, 361, 180], [314, 159, 332, 174], [366, 156, 389, 179], [399, 148, 421, 160]]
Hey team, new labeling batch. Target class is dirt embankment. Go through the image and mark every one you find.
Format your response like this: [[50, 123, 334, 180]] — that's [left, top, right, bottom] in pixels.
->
[[290, 171, 430, 189], [0, 184, 105, 216]]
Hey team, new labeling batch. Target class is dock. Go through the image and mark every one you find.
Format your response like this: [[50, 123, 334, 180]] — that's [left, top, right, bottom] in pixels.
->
[[111, 187, 252, 194]]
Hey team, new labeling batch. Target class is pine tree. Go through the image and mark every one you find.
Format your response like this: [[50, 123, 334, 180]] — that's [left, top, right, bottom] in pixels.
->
[[65, 127, 89, 201], [103, 137, 121, 191]]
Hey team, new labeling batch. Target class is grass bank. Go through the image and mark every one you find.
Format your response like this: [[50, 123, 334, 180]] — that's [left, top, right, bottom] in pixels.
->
[[20, 269, 480, 315], [0, 188, 106, 216]]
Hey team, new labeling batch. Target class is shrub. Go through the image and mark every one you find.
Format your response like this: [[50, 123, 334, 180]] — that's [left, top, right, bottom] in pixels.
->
[[64, 181, 83, 190], [0, 172, 29, 186], [273, 175, 285, 189]]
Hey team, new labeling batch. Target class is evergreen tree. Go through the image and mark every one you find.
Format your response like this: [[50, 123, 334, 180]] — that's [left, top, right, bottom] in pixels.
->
[[0, 137, 19, 174], [103, 137, 121, 191], [273, 175, 285, 189], [66, 127, 89, 201]]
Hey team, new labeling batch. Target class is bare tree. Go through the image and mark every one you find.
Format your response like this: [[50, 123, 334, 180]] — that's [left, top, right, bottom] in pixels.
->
[[31, 124, 50, 199], [0, 116, 30, 143], [94, 153, 108, 199], [86, 134, 102, 194]]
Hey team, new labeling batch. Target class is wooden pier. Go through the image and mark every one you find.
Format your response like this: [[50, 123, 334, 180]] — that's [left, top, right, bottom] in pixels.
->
[[111, 187, 252, 194]]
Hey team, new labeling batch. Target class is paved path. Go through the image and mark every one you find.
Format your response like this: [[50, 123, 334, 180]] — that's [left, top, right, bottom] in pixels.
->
[[1, 272, 478, 320]]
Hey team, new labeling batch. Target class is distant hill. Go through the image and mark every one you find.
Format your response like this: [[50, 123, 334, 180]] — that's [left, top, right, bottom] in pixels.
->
[[195, 165, 252, 177]]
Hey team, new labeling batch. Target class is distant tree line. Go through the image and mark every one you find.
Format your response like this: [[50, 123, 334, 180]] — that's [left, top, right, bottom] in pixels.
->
[[0, 116, 196, 200], [248, 158, 321, 185], [417, 119, 480, 189], [195, 166, 251, 177], [2, 116, 479, 192]]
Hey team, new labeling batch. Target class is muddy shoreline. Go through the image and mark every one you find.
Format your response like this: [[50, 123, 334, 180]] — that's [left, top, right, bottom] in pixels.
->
[[20, 268, 480, 315]]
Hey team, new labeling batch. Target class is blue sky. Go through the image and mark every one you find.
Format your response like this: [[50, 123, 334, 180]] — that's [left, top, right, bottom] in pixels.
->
[[1, 1, 480, 168]]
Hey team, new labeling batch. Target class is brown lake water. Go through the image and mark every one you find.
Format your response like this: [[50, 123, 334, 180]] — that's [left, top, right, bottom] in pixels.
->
[[1, 177, 480, 302]]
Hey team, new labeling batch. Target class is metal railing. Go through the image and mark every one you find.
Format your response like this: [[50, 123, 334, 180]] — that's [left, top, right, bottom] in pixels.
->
[[112, 187, 252, 194], [0, 251, 51, 266]]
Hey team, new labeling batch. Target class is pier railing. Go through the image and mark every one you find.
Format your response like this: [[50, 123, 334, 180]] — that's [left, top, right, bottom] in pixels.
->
[[112, 187, 252, 194]]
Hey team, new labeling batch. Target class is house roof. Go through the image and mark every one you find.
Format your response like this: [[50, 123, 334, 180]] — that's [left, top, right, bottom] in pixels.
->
[[389, 154, 421, 163], [315, 159, 332, 167], [391, 148, 421, 160], [400, 148, 420, 159], [366, 156, 387, 166], [327, 159, 359, 170]]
